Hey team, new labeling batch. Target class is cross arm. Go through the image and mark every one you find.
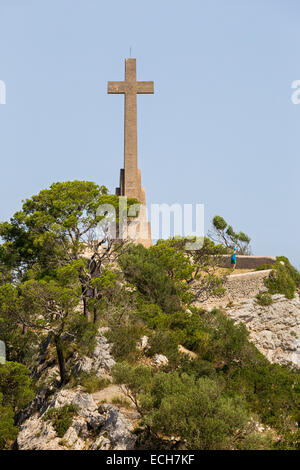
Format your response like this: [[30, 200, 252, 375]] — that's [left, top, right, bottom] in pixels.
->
[[108, 81, 127, 94], [136, 81, 154, 94]]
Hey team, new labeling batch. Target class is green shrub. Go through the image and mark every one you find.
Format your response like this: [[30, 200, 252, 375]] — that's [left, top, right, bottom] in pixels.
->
[[276, 256, 300, 285], [0, 361, 34, 449], [140, 309, 206, 353], [273, 430, 300, 450], [0, 393, 18, 449], [144, 372, 265, 449], [43, 404, 78, 438], [266, 266, 296, 299], [256, 292, 273, 306], [197, 311, 249, 367], [147, 330, 179, 363], [236, 431, 273, 450], [265, 257, 300, 299], [149, 240, 194, 281], [113, 365, 260, 450], [119, 244, 183, 313], [226, 358, 300, 432], [211, 286, 226, 297], [112, 362, 152, 409], [0, 361, 34, 413], [106, 324, 144, 362], [135, 302, 164, 324], [179, 358, 217, 379], [255, 264, 272, 271]]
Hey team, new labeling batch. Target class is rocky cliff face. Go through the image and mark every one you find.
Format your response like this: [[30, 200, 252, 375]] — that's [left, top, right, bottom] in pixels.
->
[[15, 330, 138, 451], [225, 293, 300, 367]]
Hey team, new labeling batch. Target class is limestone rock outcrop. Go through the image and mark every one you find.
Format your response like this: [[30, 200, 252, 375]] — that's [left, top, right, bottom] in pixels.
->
[[153, 354, 169, 366], [16, 328, 137, 450], [73, 328, 115, 377], [16, 389, 136, 450], [226, 293, 300, 367]]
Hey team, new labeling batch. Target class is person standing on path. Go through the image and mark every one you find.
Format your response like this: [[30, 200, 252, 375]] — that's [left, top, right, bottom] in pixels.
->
[[231, 248, 237, 269]]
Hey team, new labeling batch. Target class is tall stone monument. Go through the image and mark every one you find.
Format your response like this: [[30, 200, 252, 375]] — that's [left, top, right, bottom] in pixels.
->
[[108, 58, 153, 247]]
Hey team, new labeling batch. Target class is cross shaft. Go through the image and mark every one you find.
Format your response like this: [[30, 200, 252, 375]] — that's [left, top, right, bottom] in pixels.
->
[[108, 59, 154, 201]]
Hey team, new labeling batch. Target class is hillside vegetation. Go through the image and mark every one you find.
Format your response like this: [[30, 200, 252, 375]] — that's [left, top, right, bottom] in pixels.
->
[[0, 181, 299, 450]]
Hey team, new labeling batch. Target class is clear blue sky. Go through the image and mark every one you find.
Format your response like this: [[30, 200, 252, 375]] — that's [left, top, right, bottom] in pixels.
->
[[0, 0, 299, 267]]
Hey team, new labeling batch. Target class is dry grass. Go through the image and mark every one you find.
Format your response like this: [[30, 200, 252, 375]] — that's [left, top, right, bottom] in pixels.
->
[[213, 267, 255, 276]]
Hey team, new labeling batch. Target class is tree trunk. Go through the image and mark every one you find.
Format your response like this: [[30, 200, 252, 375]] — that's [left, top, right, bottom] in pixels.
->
[[93, 287, 99, 324], [93, 307, 98, 324], [83, 295, 87, 317], [55, 335, 67, 386]]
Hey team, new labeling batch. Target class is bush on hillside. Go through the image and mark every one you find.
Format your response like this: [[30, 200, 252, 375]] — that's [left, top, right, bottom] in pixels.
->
[[118, 244, 187, 313], [112, 364, 272, 450], [147, 330, 179, 364], [0, 362, 34, 413], [256, 292, 273, 306], [225, 349, 300, 435], [0, 393, 18, 449], [43, 404, 78, 438], [265, 257, 300, 299], [106, 323, 144, 363]]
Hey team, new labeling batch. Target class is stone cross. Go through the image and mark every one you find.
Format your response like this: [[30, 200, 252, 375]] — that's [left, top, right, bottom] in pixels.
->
[[108, 58, 154, 203]]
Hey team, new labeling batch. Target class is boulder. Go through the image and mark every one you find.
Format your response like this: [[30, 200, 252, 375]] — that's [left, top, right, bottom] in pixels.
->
[[153, 354, 169, 366]]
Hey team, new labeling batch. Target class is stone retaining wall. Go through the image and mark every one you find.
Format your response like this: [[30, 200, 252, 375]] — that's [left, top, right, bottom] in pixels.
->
[[192, 269, 272, 309], [224, 269, 271, 300], [218, 255, 276, 269]]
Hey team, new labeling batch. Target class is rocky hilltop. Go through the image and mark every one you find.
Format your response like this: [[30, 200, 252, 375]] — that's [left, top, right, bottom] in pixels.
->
[[1, 185, 299, 450]]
